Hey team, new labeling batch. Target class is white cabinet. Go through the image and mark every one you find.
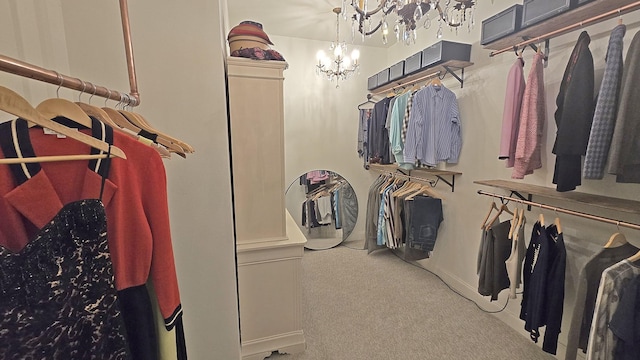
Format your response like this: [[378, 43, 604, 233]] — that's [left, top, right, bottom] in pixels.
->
[[227, 57, 306, 360]]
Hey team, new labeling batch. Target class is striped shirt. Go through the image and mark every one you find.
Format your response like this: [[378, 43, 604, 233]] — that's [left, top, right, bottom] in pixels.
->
[[403, 85, 462, 166]]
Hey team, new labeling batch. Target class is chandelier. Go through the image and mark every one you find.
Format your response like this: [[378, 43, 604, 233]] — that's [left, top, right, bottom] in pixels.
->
[[316, 7, 360, 88], [343, 0, 477, 45]]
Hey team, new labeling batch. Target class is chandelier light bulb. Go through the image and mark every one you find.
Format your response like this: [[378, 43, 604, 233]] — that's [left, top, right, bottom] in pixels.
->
[[334, 45, 343, 58], [351, 49, 360, 62]]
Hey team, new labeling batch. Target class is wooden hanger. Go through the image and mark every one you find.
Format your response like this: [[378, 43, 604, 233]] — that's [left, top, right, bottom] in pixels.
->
[[0, 86, 126, 162], [430, 76, 442, 87], [604, 228, 627, 249], [481, 200, 499, 229], [487, 203, 514, 227], [554, 216, 562, 234], [508, 208, 520, 238], [76, 102, 117, 128], [36, 98, 93, 128], [118, 110, 187, 156], [627, 250, 640, 263], [124, 109, 194, 153], [513, 208, 526, 242]]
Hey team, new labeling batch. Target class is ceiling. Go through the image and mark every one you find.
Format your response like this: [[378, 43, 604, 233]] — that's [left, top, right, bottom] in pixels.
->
[[227, 0, 396, 48]]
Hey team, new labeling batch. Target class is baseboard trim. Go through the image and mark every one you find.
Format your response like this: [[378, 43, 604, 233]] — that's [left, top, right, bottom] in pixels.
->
[[241, 331, 306, 360]]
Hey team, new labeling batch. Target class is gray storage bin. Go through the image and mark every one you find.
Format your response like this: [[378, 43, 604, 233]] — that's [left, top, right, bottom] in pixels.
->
[[405, 52, 422, 75], [367, 75, 378, 90], [522, 0, 575, 28], [421, 41, 472, 69], [481, 5, 523, 45], [377, 68, 390, 86], [389, 61, 405, 81]]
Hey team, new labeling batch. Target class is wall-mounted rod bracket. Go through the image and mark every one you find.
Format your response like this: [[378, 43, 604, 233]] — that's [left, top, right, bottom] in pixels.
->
[[441, 65, 465, 88], [509, 190, 533, 211]]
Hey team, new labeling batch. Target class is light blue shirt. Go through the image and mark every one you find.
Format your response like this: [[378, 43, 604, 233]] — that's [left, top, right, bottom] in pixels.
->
[[389, 92, 410, 165], [403, 85, 462, 166]]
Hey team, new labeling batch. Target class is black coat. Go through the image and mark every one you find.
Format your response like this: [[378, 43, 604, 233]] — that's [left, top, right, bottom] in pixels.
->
[[552, 31, 595, 192]]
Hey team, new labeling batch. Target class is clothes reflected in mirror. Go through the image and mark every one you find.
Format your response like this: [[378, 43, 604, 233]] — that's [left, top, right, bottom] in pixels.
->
[[286, 170, 357, 250]]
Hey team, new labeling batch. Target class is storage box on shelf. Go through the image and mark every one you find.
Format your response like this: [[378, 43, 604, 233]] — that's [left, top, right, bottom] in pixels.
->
[[421, 41, 472, 69], [405, 52, 422, 75], [522, 0, 574, 28], [389, 61, 405, 81], [481, 5, 523, 45]]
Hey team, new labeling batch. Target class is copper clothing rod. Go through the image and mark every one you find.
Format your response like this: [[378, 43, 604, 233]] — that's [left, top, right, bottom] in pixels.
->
[[0, 0, 140, 106], [489, 1, 640, 57], [477, 190, 640, 231]]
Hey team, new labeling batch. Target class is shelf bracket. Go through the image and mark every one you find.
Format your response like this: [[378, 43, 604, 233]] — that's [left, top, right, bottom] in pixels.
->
[[520, 37, 550, 67], [440, 65, 465, 88], [509, 191, 533, 211], [434, 173, 457, 192]]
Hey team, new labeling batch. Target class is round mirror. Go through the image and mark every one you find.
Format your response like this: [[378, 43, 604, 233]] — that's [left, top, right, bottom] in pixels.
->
[[285, 170, 358, 250]]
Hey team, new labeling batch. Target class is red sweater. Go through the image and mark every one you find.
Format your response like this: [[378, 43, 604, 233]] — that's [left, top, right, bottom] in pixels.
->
[[0, 119, 181, 325]]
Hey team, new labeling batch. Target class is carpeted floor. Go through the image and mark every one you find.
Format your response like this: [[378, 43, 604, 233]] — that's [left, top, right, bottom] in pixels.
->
[[266, 241, 555, 360]]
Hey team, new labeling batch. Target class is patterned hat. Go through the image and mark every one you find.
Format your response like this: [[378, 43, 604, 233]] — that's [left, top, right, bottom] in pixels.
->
[[228, 21, 274, 45]]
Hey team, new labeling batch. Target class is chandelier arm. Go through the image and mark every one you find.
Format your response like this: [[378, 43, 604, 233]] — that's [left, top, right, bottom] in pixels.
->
[[355, 4, 395, 36], [351, 0, 388, 18]]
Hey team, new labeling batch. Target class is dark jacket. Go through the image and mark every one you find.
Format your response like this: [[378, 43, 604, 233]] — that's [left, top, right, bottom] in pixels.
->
[[552, 31, 595, 192], [608, 29, 640, 183]]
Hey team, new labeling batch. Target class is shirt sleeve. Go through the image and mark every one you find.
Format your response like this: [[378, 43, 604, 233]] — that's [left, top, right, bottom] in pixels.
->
[[448, 99, 462, 164], [142, 151, 183, 329], [403, 93, 422, 164]]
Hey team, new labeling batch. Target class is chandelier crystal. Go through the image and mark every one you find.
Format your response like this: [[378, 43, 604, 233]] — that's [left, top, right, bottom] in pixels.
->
[[316, 7, 360, 88], [343, 0, 477, 45]]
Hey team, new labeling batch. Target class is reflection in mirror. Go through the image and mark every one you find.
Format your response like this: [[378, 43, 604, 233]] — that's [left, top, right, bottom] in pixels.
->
[[285, 170, 358, 250]]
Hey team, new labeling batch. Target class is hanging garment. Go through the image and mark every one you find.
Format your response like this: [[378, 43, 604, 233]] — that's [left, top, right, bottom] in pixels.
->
[[477, 219, 511, 301], [0, 200, 131, 359], [583, 24, 626, 179], [401, 92, 415, 145], [513, 53, 546, 179], [499, 57, 526, 168], [316, 195, 333, 225], [339, 184, 358, 239], [520, 222, 566, 354], [368, 98, 392, 164], [505, 215, 526, 299], [552, 31, 595, 192], [542, 226, 566, 355], [0, 118, 185, 360], [565, 242, 639, 360], [404, 85, 462, 167], [389, 92, 410, 166], [407, 195, 443, 252], [358, 109, 371, 169], [609, 275, 640, 360], [365, 175, 389, 253], [608, 29, 640, 183], [587, 260, 640, 360], [396, 196, 430, 261]]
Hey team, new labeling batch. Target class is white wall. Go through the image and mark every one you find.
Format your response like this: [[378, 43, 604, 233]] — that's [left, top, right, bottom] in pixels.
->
[[268, 3, 640, 358], [0, 1, 240, 358]]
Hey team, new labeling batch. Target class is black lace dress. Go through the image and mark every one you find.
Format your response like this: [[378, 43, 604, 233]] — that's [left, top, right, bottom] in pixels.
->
[[0, 199, 131, 359]]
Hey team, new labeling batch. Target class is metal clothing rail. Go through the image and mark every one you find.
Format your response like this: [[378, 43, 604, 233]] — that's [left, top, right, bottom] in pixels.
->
[[489, 1, 640, 57], [477, 190, 640, 231], [0, 0, 140, 106]]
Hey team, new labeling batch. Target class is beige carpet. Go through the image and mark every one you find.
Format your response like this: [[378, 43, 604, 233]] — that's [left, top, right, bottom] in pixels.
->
[[267, 240, 555, 360]]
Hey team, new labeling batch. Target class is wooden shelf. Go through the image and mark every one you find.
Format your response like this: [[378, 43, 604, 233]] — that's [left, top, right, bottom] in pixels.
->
[[369, 59, 474, 94], [474, 179, 640, 215], [483, 0, 636, 52], [369, 163, 462, 192]]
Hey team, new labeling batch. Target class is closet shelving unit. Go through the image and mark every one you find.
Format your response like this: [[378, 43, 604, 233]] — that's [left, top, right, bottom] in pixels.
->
[[369, 59, 474, 93], [369, 163, 461, 192], [474, 180, 640, 231], [483, 0, 640, 57]]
